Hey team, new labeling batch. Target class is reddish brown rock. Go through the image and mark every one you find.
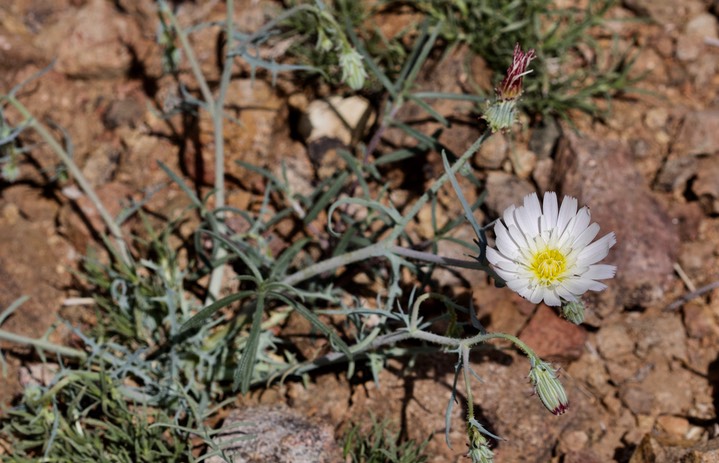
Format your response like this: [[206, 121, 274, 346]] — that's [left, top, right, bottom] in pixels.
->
[[683, 302, 719, 339], [519, 305, 587, 361], [555, 132, 679, 308], [34, 0, 139, 79]]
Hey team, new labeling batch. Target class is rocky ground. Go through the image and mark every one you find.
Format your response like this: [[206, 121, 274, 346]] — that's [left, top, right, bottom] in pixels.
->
[[2, 0, 719, 462]]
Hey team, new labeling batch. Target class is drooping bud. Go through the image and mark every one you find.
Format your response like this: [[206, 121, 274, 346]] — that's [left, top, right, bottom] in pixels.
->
[[528, 358, 569, 415], [339, 47, 367, 91], [561, 299, 586, 325], [467, 423, 495, 463]]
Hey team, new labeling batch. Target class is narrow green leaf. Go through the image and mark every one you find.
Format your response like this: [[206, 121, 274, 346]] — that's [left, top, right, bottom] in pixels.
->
[[441, 150, 482, 242], [304, 171, 349, 224], [270, 237, 311, 279], [271, 292, 351, 356], [445, 359, 461, 448], [372, 149, 417, 166], [0, 295, 29, 327], [177, 291, 253, 337], [235, 292, 266, 393], [157, 161, 203, 208], [327, 197, 402, 237], [407, 95, 449, 126]]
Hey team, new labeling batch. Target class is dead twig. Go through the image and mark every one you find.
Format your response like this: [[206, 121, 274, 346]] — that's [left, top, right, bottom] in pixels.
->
[[665, 280, 719, 311]]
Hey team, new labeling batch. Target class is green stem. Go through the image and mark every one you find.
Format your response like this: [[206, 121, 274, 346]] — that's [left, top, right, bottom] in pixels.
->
[[464, 331, 536, 359], [389, 245, 486, 270], [0, 329, 87, 360], [4, 96, 130, 265], [281, 242, 388, 287], [205, 0, 235, 304], [462, 346, 474, 421], [161, 0, 215, 113]]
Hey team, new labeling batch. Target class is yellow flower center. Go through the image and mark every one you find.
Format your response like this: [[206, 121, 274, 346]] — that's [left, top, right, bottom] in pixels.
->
[[530, 248, 567, 285]]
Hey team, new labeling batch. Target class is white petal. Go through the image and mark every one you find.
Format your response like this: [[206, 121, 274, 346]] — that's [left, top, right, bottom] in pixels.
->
[[542, 192, 559, 231], [582, 264, 616, 280], [507, 224, 532, 257], [576, 233, 616, 266], [563, 278, 607, 295], [556, 195, 578, 236], [568, 207, 591, 240], [503, 205, 517, 229], [486, 246, 503, 265], [494, 267, 521, 282], [495, 223, 521, 259], [571, 223, 600, 251], [528, 286, 545, 304], [487, 248, 520, 271], [543, 290, 561, 307], [555, 284, 577, 301], [506, 277, 531, 292], [517, 193, 542, 237]]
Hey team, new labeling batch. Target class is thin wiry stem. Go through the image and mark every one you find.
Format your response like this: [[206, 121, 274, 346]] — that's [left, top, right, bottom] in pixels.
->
[[3, 95, 130, 265], [0, 329, 87, 360]]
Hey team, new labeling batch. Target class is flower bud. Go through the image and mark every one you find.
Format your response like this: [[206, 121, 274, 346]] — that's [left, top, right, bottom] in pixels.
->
[[482, 99, 518, 133], [482, 43, 536, 132], [495, 43, 536, 101], [339, 47, 367, 90], [528, 359, 569, 415], [561, 299, 586, 325], [315, 28, 334, 53], [467, 424, 494, 463]]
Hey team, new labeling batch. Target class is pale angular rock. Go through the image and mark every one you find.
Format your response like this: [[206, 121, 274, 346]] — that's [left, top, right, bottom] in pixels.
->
[[686, 13, 719, 40], [532, 157, 554, 192], [473, 133, 508, 169], [298, 96, 374, 145], [509, 147, 537, 179], [631, 434, 719, 462], [529, 119, 560, 159], [621, 385, 654, 415], [596, 324, 635, 359], [484, 171, 535, 217], [206, 405, 341, 463], [673, 110, 719, 158], [622, 0, 704, 25], [693, 156, 719, 214]]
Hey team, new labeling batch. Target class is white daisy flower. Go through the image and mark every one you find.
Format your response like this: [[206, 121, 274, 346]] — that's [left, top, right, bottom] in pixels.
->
[[486, 192, 616, 306]]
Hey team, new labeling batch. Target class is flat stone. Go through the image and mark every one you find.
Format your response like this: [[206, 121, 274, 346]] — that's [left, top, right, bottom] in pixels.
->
[[555, 132, 679, 308], [484, 171, 535, 217], [621, 385, 654, 415], [596, 324, 635, 358], [686, 13, 719, 39], [206, 405, 341, 463], [34, 0, 138, 78], [473, 133, 508, 169], [298, 96, 374, 145], [693, 156, 719, 214], [683, 302, 719, 339], [519, 305, 587, 361], [529, 119, 560, 159], [674, 110, 719, 158], [509, 147, 537, 179], [631, 435, 719, 463], [655, 415, 691, 444], [622, 0, 704, 25]]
